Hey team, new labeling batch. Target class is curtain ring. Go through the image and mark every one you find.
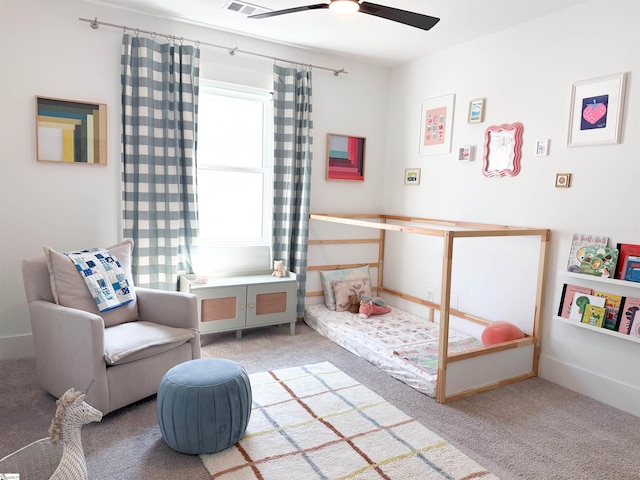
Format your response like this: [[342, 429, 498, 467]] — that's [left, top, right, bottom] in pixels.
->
[[151, 32, 157, 39], [195, 40, 200, 47], [134, 28, 140, 37], [179, 36, 184, 45], [122, 26, 127, 33]]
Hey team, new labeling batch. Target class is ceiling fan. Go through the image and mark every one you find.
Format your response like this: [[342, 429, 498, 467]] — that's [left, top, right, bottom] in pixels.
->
[[248, 0, 440, 31]]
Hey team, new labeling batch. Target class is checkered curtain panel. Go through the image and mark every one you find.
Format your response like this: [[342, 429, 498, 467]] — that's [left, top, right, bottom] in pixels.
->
[[120, 34, 200, 290], [272, 65, 313, 317]]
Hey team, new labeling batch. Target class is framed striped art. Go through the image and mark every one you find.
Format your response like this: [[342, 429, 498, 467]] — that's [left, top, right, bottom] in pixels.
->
[[35, 96, 107, 165]]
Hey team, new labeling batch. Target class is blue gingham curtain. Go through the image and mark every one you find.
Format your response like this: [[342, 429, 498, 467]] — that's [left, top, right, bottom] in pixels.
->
[[121, 34, 200, 290], [272, 64, 313, 317]]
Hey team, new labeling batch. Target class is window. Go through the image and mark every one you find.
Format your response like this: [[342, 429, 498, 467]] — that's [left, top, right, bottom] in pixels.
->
[[196, 80, 273, 247]]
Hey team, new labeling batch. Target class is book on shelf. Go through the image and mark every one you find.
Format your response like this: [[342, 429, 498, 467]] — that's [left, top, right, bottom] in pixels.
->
[[577, 246, 618, 278], [615, 243, 640, 280], [630, 310, 640, 337], [566, 234, 608, 273], [569, 293, 606, 322], [581, 304, 607, 327], [622, 255, 640, 282], [593, 291, 624, 331], [558, 284, 592, 319], [618, 297, 640, 335]]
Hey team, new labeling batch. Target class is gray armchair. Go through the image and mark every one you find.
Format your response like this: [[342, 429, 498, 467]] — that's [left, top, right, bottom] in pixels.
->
[[22, 245, 201, 415]]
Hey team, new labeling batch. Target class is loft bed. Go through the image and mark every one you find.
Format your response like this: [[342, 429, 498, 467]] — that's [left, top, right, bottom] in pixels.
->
[[305, 213, 550, 403]]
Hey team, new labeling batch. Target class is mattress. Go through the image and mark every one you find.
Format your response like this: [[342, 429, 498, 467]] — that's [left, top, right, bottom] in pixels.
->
[[304, 303, 483, 397]]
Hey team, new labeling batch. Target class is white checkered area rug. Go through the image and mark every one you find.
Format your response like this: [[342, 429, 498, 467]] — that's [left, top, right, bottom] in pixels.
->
[[200, 361, 498, 480]]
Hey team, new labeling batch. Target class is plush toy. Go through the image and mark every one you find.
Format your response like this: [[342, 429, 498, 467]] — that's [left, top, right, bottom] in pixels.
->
[[358, 297, 391, 319], [272, 260, 285, 278], [347, 294, 360, 314], [481, 320, 525, 346]]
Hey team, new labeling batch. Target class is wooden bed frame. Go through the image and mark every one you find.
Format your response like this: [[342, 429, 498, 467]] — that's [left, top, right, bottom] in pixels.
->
[[306, 213, 550, 403]]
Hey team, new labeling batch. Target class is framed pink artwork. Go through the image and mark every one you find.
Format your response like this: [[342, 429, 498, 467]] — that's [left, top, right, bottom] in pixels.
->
[[482, 122, 523, 177], [418, 94, 455, 155], [326, 133, 366, 181]]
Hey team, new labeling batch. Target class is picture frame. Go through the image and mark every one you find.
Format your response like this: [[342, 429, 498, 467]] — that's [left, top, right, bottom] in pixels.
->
[[536, 139, 550, 156], [555, 173, 572, 188], [418, 94, 455, 155], [482, 122, 523, 178], [36, 96, 107, 165], [467, 98, 485, 124], [326, 133, 366, 181], [567, 72, 627, 147], [404, 168, 421, 185], [458, 145, 475, 161]]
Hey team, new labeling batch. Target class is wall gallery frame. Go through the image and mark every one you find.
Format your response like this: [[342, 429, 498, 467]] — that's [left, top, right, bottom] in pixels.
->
[[404, 168, 421, 185], [555, 173, 572, 188], [567, 72, 627, 147], [535, 139, 550, 156], [482, 122, 523, 178], [35, 96, 107, 165], [418, 94, 455, 155], [467, 98, 486, 123], [326, 133, 366, 181]]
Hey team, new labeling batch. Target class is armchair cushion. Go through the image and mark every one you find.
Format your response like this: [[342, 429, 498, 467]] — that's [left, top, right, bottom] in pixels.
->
[[43, 239, 139, 328], [104, 321, 197, 365]]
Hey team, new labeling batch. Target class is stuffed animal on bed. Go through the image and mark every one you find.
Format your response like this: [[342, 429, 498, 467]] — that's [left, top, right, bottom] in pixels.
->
[[347, 294, 360, 314], [358, 296, 391, 319]]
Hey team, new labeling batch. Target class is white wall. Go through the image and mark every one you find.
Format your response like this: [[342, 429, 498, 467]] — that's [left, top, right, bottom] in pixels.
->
[[0, 0, 388, 356], [384, 0, 640, 416]]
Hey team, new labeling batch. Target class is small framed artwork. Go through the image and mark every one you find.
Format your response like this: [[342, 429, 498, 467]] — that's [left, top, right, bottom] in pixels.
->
[[458, 145, 475, 161], [35, 96, 107, 165], [467, 98, 486, 124], [555, 173, 572, 188], [326, 133, 365, 181], [404, 168, 421, 185], [536, 139, 550, 156], [567, 72, 627, 147], [482, 122, 524, 178], [418, 94, 455, 155]]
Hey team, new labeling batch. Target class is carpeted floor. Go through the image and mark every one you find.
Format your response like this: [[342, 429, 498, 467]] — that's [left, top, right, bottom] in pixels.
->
[[2, 322, 640, 479]]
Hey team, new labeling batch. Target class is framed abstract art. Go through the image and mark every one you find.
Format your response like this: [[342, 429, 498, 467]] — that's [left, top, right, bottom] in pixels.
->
[[35, 96, 107, 165]]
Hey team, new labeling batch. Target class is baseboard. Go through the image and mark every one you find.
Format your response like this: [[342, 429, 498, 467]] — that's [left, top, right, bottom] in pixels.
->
[[0, 334, 34, 360], [540, 354, 640, 418]]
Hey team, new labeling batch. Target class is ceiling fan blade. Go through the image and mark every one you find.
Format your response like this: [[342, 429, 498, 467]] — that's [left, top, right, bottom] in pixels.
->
[[359, 2, 440, 31], [248, 3, 329, 19]]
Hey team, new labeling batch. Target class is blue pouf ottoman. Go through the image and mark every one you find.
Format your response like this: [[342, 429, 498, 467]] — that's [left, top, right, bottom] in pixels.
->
[[157, 358, 252, 454]]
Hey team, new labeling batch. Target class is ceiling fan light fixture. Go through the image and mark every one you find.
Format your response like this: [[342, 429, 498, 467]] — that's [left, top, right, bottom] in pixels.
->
[[329, 0, 360, 15]]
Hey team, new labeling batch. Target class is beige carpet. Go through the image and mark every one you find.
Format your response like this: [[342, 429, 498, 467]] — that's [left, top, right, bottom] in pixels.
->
[[201, 361, 496, 479], [3, 323, 640, 479]]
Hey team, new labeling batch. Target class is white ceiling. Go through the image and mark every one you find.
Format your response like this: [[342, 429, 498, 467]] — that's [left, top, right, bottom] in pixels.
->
[[87, 0, 586, 67]]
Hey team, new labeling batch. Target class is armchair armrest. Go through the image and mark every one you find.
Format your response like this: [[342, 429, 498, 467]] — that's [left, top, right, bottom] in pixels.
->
[[28, 300, 107, 409], [135, 288, 198, 330]]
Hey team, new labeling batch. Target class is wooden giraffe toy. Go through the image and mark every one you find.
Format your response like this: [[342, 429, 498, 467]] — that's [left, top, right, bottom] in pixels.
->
[[48, 383, 102, 480]]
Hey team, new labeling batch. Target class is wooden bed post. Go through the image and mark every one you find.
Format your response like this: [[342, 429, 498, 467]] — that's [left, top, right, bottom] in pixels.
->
[[532, 229, 551, 376], [436, 231, 454, 403], [377, 216, 386, 294]]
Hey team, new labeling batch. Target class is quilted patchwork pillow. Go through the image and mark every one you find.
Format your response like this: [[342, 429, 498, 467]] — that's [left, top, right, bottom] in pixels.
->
[[44, 239, 139, 328], [333, 277, 372, 312], [319, 265, 370, 310]]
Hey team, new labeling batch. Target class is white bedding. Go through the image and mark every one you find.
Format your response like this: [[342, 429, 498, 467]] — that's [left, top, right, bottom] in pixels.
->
[[304, 303, 482, 397]]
